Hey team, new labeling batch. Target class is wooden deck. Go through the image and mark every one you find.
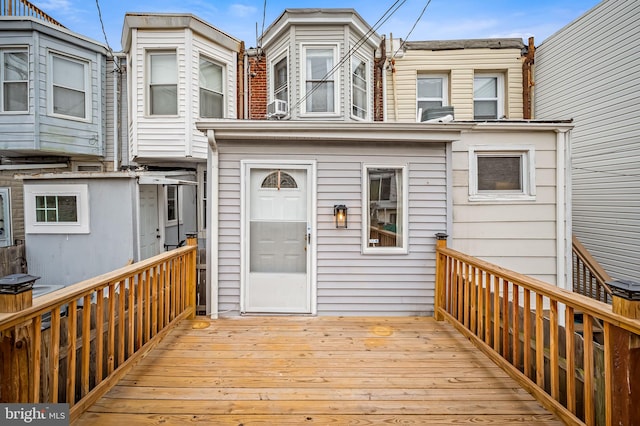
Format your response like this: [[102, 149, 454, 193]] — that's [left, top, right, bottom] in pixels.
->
[[73, 316, 562, 425]]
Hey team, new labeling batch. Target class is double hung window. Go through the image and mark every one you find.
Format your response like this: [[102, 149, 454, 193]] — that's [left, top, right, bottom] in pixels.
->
[[1, 49, 28, 112], [51, 53, 89, 119], [199, 57, 224, 118], [149, 52, 177, 115]]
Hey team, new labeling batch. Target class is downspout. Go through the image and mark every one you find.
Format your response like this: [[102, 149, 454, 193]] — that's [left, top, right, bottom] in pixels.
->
[[556, 128, 571, 291], [522, 37, 535, 119], [389, 34, 398, 121], [113, 55, 121, 171], [206, 129, 219, 319], [238, 41, 245, 119]]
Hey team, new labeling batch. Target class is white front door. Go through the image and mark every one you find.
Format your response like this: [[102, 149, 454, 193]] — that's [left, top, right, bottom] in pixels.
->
[[243, 165, 313, 314], [139, 185, 161, 260]]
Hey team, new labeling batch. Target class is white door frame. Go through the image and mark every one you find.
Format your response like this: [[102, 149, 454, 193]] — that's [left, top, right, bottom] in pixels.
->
[[240, 160, 317, 315], [136, 184, 165, 260]]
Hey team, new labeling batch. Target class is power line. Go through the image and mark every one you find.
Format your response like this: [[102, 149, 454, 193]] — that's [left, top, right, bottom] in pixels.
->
[[95, 0, 121, 72], [392, 0, 433, 59]]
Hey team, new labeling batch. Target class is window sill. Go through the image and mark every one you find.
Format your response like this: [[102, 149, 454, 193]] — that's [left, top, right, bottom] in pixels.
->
[[468, 194, 536, 203]]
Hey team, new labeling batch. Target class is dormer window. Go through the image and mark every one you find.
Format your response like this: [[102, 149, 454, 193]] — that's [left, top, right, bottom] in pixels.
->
[[199, 56, 224, 118], [148, 51, 177, 116], [1, 48, 28, 113], [302, 45, 338, 115], [351, 56, 368, 120]]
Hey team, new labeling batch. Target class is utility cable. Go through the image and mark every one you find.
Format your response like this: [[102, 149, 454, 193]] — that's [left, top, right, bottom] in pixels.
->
[[392, 0, 433, 59], [95, 0, 121, 72]]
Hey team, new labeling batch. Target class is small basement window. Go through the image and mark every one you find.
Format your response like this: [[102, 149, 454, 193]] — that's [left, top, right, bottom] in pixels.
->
[[469, 146, 535, 201], [25, 184, 89, 233]]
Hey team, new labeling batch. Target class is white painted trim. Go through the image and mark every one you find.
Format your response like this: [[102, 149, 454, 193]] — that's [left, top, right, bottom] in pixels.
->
[[416, 73, 449, 122], [240, 159, 318, 315], [468, 145, 536, 202], [206, 130, 219, 318], [556, 130, 572, 290], [350, 53, 370, 121], [362, 163, 409, 255], [0, 47, 29, 114], [269, 47, 290, 104], [299, 43, 341, 118], [184, 28, 193, 157], [47, 51, 92, 122], [24, 184, 90, 234], [164, 184, 184, 226], [473, 72, 504, 119]]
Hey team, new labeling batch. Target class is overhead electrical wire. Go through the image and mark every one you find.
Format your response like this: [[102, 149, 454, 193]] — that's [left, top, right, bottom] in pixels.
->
[[291, 0, 409, 113], [392, 0, 433, 59], [95, 0, 121, 72]]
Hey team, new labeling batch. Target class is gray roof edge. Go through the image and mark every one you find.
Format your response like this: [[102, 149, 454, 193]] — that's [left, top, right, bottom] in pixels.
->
[[405, 38, 525, 51]]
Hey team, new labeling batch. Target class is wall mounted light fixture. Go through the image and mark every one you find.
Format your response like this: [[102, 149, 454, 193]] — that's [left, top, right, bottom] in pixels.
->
[[334, 204, 348, 228]]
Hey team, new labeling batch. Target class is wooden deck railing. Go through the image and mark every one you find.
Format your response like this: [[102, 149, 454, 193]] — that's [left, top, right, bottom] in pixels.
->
[[369, 226, 397, 247], [0, 239, 197, 422], [1, 0, 65, 27], [572, 235, 612, 304], [435, 237, 640, 425]]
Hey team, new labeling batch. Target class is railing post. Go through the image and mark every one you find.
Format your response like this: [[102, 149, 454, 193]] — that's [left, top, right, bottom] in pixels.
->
[[434, 233, 448, 321], [186, 235, 198, 319], [605, 279, 640, 426]]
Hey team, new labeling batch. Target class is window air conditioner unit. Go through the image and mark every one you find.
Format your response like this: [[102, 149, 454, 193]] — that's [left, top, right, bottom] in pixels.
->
[[267, 99, 288, 119]]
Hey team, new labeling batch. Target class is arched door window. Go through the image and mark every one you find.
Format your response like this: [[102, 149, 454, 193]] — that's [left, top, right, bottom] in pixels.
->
[[261, 170, 298, 190]]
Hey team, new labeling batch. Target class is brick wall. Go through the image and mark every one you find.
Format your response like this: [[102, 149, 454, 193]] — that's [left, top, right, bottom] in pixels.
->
[[247, 55, 267, 120]]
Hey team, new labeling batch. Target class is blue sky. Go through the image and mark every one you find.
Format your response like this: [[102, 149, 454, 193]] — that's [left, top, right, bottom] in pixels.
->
[[35, 0, 600, 50]]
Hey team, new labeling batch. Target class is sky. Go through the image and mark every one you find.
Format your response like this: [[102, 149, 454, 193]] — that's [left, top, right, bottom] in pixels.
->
[[33, 0, 601, 51]]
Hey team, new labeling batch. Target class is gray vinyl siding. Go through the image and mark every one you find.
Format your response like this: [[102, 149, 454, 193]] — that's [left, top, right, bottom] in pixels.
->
[[0, 26, 105, 157], [216, 141, 447, 316], [535, 0, 640, 281]]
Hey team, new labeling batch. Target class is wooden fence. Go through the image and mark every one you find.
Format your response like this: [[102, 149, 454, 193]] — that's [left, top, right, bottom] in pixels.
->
[[0, 239, 197, 422], [435, 238, 640, 426], [0, 0, 65, 26]]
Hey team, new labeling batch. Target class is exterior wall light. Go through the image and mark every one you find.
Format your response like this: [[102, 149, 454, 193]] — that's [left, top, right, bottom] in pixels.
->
[[334, 204, 348, 228]]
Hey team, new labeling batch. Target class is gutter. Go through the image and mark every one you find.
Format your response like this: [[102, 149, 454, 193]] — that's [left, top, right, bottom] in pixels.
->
[[205, 129, 219, 319]]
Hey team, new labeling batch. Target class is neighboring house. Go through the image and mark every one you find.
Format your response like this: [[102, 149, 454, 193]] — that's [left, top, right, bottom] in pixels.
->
[[245, 8, 383, 121], [385, 38, 528, 122], [0, 14, 110, 248], [534, 0, 640, 281]]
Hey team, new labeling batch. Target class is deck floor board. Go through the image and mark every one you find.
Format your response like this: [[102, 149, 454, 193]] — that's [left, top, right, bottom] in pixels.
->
[[73, 316, 562, 425]]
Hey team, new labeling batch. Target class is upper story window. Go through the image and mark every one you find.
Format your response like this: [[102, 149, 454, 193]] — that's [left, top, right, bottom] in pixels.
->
[[474, 73, 504, 119], [272, 55, 288, 103], [363, 165, 408, 254], [50, 53, 89, 120], [468, 146, 536, 201], [199, 57, 223, 118], [351, 57, 368, 120], [148, 51, 177, 115], [1, 48, 28, 113], [417, 74, 448, 121], [302, 45, 338, 115]]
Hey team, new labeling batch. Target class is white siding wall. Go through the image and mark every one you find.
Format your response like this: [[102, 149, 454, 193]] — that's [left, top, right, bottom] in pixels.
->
[[535, 0, 640, 281], [451, 131, 560, 284], [130, 29, 237, 161], [387, 48, 524, 122], [216, 142, 447, 316]]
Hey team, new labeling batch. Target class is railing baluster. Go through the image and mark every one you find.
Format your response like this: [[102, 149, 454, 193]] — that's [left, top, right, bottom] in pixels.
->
[[502, 279, 509, 360], [81, 294, 91, 398], [151, 266, 158, 337], [470, 265, 477, 334], [512, 283, 520, 369], [535, 293, 544, 388], [108, 284, 116, 375], [493, 274, 500, 353], [484, 271, 490, 344], [583, 314, 594, 425], [50, 307, 60, 403], [67, 300, 78, 407], [128, 277, 135, 356], [565, 305, 576, 414], [95, 288, 104, 384], [136, 272, 143, 350], [31, 315, 41, 402], [477, 269, 484, 340], [549, 300, 559, 400], [523, 288, 531, 379], [144, 269, 150, 344], [118, 280, 125, 367]]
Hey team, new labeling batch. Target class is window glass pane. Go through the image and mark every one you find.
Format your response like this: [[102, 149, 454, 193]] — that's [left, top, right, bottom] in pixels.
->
[[306, 81, 334, 112], [45, 196, 56, 206], [36, 210, 45, 222], [274, 57, 288, 101], [5, 52, 28, 81], [46, 210, 56, 222], [474, 77, 497, 98], [35, 196, 45, 208], [474, 100, 497, 119], [368, 168, 403, 248], [53, 86, 85, 118], [150, 54, 176, 84], [53, 56, 84, 91], [200, 88, 223, 118], [418, 77, 443, 98], [150, 85, 177, 115], [477, 156, 522, 191], [352, 59, 367, 118], [199, 58, 222, 92], [307, 49, 333, 79], [167, 186, 177, 221], [57, 196, 78, 221], [4, 82, 27, 111]]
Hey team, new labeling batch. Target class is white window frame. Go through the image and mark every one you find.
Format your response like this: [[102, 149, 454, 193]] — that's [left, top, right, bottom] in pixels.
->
[[1, 47, 29, 114], [270, 49, 289, 104], [199, 55, 224, 118], [468, 146, 536, 202], [350, 55, 369, 121], [362, 164, 409, 254], [300, 44, 340, 117], [165, 184, 184, 226], [48, 52, 91, 121], [25, 184, 90, 234], [416, 74, 448, 122], [473, 73, 504, 120], [147, 50, 178, 116]]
